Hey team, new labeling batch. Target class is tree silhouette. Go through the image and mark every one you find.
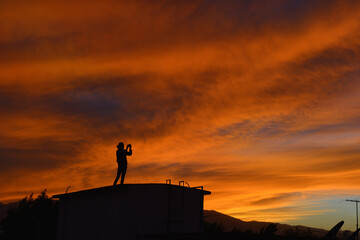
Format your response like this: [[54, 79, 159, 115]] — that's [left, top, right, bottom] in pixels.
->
[[0, 190, 58, 240], [259, 223, 278, 239], [286, 227, 314, 239], [203, 220, 225, 233]]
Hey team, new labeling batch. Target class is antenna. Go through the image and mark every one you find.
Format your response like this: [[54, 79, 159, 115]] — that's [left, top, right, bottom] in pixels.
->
[[347, 199, 360, 240]]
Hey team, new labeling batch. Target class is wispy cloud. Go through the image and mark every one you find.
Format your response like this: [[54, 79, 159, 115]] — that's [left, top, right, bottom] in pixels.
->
[[1, 0, 360, 229]]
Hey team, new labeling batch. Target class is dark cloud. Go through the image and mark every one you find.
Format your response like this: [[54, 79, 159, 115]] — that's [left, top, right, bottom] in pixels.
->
[[0, 69, 228, 143], [230, 206, 301, 216], [300, 147, 360, 173], [0, 139, 83, 173], [129, 161, 319, 190], [250, 192, 302, 206], [1, 0, 357, 64]]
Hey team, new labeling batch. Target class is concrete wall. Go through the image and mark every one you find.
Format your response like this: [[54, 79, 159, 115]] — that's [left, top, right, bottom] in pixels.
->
[[54, 184, 210, 240]]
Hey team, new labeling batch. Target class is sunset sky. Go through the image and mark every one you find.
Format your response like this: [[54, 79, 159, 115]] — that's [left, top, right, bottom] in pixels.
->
[[1, 0, 360, 230]]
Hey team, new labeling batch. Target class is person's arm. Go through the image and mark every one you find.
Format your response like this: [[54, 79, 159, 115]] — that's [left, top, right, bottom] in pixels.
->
[[126, 144, 132, 156]]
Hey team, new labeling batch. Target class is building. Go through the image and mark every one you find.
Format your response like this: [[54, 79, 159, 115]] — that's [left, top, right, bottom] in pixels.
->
[[53, 182, 211, 240]]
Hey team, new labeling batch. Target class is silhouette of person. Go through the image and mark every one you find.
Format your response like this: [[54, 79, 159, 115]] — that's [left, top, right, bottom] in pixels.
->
[[113, 142, 132, 185]]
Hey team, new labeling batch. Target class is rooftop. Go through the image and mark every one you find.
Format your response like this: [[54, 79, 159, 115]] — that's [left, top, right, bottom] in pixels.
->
[[52, 183, 211, 199]]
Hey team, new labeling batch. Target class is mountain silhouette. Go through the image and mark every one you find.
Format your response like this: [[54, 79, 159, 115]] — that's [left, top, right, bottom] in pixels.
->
[[0, 202, 8, 221], [204, 210, 343, 238]]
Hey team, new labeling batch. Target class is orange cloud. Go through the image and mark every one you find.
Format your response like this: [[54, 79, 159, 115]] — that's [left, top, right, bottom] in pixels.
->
[[1, 0, 360, 229]]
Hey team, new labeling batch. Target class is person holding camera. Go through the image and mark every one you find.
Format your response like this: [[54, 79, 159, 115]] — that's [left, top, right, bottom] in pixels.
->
[[113, 142, 132, 185]]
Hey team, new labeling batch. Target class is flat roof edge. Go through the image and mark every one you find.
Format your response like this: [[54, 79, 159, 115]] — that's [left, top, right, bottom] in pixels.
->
[[52, 183, 211, 199]]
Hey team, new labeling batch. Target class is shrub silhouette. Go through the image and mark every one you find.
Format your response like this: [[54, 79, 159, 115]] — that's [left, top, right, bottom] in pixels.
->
[[0, 190, 58, 240], [203, 220, 225, 233], [259, 223, 278, 239]]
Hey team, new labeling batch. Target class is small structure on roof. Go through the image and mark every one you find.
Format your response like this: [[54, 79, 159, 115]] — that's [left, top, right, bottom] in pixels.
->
[[53, 182, 211, 240]]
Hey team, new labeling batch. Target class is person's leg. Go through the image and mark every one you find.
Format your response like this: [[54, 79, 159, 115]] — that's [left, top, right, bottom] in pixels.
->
[[120, 167, 127, 184], [113, 164, 121, 186]]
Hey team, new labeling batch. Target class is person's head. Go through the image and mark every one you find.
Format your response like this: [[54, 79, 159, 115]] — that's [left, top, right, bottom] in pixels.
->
[[117, 142, 124, 149]]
